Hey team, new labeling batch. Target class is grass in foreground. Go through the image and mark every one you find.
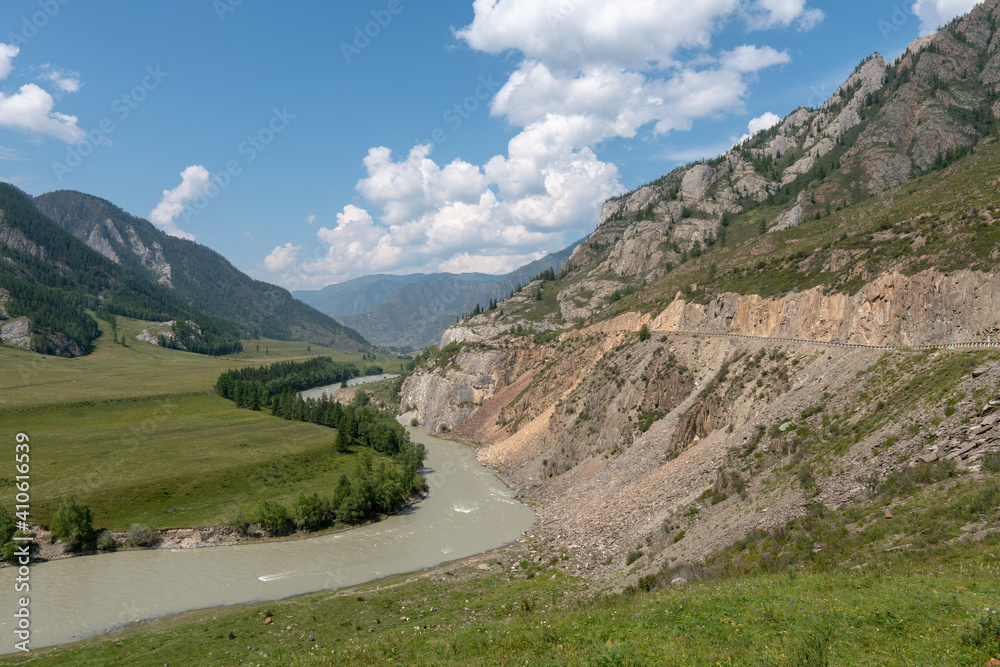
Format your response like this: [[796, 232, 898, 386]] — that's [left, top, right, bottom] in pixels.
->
[[10, 460, 1000, 665], [4, 538, 997, 666]]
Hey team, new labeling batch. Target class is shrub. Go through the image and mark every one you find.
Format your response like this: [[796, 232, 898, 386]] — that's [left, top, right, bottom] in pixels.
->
[[638, 324, 651, 342], [127, 523, 156, 547], [983, 451, 1000, 473], [292, 492, 328, 531], [229, 511, 251, 537], [253, 499, 291, 535], [50, 495, 93, 551], [881, 460, 957, 497], [411, 417, 419, 427], [626, 550, 643, 566], [0, 506, 14, 547], [0, 508, 16, 560], [1, 536, 21, 561], [96, 531, 117, 552]]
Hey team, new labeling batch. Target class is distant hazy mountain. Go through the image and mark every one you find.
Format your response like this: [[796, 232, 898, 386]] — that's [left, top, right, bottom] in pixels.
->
[[295, 242, 582, 349], [34, 190, 369, 351], [299, 273, 498, 318]]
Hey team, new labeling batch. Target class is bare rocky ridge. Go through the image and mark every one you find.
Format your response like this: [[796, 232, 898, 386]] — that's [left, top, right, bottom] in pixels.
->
[[543, 2, 1000, 309]]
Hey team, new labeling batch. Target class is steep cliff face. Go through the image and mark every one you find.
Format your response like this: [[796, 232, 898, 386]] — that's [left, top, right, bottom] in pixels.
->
[[651, 269, 1000, 347], [400, 345, 546, 432], [409, 268, 1000, 432], [404, 300, 1000, 583]]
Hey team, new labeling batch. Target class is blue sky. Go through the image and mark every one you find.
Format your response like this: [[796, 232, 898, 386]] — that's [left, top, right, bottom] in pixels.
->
[[0, 0, 981, 289]]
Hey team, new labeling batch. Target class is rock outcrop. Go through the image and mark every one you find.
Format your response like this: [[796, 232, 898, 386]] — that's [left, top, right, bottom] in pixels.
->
[[125, 225, 173, 287], [1, 318, 32, 350], [136, 321, 204, 351], [650, 269, 1000, 347], [0, 227, 45, 259]]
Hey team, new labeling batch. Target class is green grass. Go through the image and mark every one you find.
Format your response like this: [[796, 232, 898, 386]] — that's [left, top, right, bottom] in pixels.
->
[[0, 393, 366, 530], [9, 465, 1000, 665], [0, 316, 406, 411], [7, 535, 998, 666], [0, 315, 411, 531]]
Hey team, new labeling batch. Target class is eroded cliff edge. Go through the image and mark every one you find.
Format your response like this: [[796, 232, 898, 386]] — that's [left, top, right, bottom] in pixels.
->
[[401, 268, 1000, 587]]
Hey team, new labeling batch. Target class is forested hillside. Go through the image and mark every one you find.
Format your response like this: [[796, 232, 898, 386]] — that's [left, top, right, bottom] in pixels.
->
[[34, 190, 369, 351], [0, 183, 240, 356]]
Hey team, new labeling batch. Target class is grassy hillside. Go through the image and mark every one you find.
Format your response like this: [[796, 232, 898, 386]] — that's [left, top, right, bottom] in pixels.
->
[[0, 316, 402, 411], [0, 317, 409, 531]]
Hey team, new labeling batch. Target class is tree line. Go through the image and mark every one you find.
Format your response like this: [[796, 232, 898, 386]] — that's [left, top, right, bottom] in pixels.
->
[[215, 358, 427, 531], [237, 448, 422, 536], [215, 357, 362, 403]]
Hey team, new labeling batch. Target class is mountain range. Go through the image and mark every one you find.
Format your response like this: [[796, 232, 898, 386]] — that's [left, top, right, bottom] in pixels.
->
[[294, 241, 581, 350], [0, 187, 369, 356]]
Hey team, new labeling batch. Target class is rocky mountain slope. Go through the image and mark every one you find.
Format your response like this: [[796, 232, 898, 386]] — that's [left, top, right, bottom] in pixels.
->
[[400, 3, 1000, 587], [0, 183, 242, 356], [295, 242, 580, 350], [34, 190, 369, 350]]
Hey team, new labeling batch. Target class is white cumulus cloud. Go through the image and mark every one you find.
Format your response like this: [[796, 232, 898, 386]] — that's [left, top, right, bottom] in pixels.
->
[[748, 0, 825, 30], [0, 83, 85, 143], [38, 64, 82, 93], [149, 165, 211, 241], [0, 45, 85, 144], [911, 0, 980, 36], [747, 111, 783, 134], [737, 111, 783, 144], [264, 243, 301, 273], [262, 0, 822, 287], [0, 44, 18, 80]]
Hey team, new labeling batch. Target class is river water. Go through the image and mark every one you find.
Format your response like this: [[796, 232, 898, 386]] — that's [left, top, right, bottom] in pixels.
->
[[299, 373, 400, 401], [0, 423, 534, 653]]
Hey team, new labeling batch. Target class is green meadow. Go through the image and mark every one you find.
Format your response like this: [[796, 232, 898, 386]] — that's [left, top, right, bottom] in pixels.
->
[[0, 316, 409, 530]]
